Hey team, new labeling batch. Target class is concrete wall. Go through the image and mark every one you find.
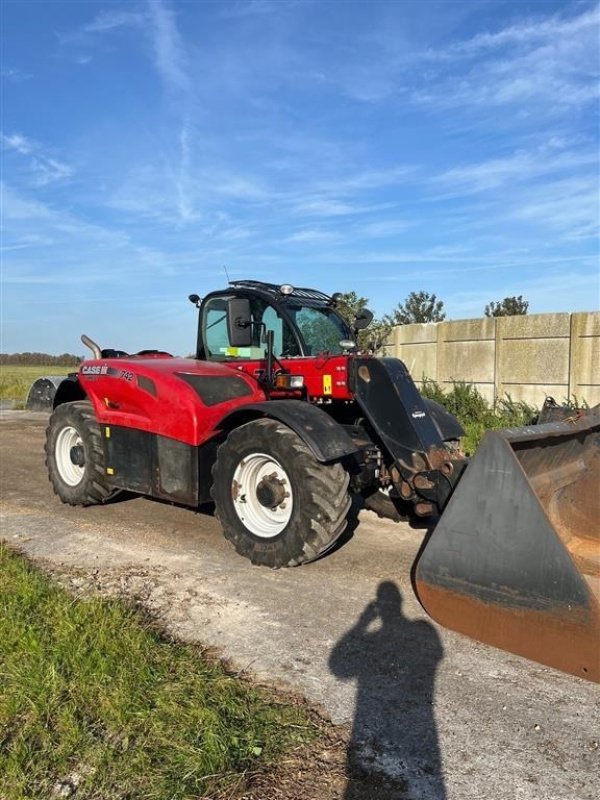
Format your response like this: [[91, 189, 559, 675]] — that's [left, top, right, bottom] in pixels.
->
[[391, 311, 600, 408]]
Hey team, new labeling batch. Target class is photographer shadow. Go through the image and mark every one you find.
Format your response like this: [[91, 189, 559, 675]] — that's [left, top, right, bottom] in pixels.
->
[[329, 581, 446, 799]]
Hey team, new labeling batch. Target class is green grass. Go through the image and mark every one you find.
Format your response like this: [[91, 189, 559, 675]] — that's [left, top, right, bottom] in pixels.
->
[[0, 365, 74, 403], [0, 547, 314, 800]]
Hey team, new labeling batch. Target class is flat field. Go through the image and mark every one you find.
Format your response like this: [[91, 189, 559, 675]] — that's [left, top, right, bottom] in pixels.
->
[[0, 365, 74, 403]]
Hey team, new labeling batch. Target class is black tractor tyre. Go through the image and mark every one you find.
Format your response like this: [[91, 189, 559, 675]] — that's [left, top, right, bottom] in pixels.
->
[[45, 401, 114, 506], [211, 418, 352, 567], [363, 489, 412, 523]]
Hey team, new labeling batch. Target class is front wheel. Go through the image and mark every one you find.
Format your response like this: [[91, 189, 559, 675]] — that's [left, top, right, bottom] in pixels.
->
[[211, 418, 351, 567], [45, 401, 114, 506], [363, 487, 412, 522]]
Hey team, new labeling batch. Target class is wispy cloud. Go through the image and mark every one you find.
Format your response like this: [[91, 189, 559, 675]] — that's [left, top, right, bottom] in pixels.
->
[[413, 5, 600, 112], [359, 219, 413, 238], [57, 7, 147, 50], [0, 65, 32, 81], [317, 166, 417, 194], [83, 9, 147, 35], [291, 198, 361, 217], [333, 5, 599, 115], [433, 145, 598, 195], [435, 6, 600, 58], [511, 176, 599, 241], [284, 228, 340, 244], [220, 1, 283, 19], [146, 1, 195, 222], [175, 117, 193, 222], [1, 132, 74, 186], [147, 0, 191, 94]]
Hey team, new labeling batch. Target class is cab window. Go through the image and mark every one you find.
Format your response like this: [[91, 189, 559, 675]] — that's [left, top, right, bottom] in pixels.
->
[[202, 296, 300, 360]]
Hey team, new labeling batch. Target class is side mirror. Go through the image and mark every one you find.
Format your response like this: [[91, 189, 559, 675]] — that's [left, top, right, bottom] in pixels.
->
[[226, 297, 253, 347], [354, 309, 374, 331]]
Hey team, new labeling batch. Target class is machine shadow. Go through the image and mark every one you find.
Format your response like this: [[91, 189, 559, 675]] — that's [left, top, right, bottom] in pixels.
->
[[329, 581, 446, 800]]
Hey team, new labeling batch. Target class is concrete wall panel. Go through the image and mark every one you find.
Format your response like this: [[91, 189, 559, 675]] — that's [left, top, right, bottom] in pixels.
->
[[391, 311, 599, 408], [393, 323, 438, 383], [437, 319, 495, 400], [570, 312, 600, 407], [495, 313, 570, 407]]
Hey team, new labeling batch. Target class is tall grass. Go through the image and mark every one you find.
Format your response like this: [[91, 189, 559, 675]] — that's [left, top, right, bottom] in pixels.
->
[[0, 547, 314, 800], [0, 365, 74, 403]]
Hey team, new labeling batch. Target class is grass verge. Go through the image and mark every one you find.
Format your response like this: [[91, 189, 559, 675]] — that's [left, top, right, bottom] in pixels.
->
[[0, 547, 315, 800], [0, 365, 74, 404]]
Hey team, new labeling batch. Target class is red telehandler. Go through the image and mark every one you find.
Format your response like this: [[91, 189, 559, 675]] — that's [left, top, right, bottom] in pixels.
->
[[42, 281, 599, 681]]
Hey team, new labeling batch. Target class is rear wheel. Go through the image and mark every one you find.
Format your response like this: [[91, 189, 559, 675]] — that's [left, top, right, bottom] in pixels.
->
[[45, 401, 113, 506], [211, 418, 351, 567]]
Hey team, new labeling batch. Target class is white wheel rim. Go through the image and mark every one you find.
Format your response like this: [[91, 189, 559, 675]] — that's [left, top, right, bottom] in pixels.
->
[[232, 453, 293, 538], [55, 426, 85, 486]]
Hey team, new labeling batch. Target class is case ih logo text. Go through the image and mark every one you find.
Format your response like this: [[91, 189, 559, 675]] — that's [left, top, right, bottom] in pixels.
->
[[81, 364, 108, 376]]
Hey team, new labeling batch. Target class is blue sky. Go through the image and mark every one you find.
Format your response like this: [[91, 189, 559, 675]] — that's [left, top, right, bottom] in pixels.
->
[[1, 0, 599, 355]]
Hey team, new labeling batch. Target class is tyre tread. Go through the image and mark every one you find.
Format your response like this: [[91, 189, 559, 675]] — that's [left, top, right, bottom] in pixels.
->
[[211, 417, 351, 567], [45, 401, 113, 506]]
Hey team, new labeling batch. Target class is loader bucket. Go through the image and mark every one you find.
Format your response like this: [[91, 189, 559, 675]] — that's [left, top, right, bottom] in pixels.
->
[[415, 414, 600, 682]]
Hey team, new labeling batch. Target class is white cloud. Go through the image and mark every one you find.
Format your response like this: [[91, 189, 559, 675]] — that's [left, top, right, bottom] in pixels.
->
[[176, 117, 193, 222], [147, 0, 191, 94], [1, 132, 34, 155], [292, 198, 362, 217], [1, 132, 74, 186], [83, 9, 147, 35], [415, 6, 600, 112], [316, 166, 417, 194], [437, 6, 600, 58], [511, 176, 600, 240], [434, 147, 598, 194], [284, 228, 340, 244], [358, 219, 413, 238], [0, 66, 32, 81], [334, 5, 599, 116], [220, 1, 281, 18]]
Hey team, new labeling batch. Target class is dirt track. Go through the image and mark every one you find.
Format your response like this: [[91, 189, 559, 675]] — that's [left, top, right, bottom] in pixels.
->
[[1, 412, 599, 800]]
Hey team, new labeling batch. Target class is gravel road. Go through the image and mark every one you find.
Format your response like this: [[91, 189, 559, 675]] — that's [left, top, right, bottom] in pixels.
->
[[1, 411, 598, 800]]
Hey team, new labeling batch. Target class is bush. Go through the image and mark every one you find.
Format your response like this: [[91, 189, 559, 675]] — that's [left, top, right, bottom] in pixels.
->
[[420, 379, 538, 454]]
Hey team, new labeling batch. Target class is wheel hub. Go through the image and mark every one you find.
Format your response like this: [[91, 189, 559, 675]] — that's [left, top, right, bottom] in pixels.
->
[[256, 473, 287, 509], [55, 425, 85, 487], [70, 445, 85, 467], [231, 453, 294, 538]]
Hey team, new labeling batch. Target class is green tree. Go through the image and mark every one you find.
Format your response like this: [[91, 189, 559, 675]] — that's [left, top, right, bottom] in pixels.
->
[[385, 291, 446, 325], [484, 296, 529, 317], [335, 291, 393, 354], [334, 291, 370, 326]]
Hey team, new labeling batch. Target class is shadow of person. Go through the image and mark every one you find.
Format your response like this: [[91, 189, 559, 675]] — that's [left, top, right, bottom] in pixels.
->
[[329, 581, 445, 799]]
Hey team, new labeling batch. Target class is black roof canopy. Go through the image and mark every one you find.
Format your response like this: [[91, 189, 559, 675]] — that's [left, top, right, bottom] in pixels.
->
[[229, 280, 331, 304]]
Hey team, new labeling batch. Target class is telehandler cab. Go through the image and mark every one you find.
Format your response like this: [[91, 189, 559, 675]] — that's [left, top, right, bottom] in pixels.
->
[[44, 280, 599, 682]]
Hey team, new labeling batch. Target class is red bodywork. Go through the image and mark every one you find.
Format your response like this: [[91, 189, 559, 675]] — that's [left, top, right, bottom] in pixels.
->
[[78, 353, 354, 446]]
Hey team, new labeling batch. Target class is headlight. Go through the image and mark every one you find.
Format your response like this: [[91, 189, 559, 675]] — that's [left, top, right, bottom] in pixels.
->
[[279, 284, 294, 295], [274, 373, 304, 389]]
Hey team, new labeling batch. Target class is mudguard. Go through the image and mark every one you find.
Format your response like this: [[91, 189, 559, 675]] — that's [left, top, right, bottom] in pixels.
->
[[25, 375, 76, 411], [219, 399, 359, 463]]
